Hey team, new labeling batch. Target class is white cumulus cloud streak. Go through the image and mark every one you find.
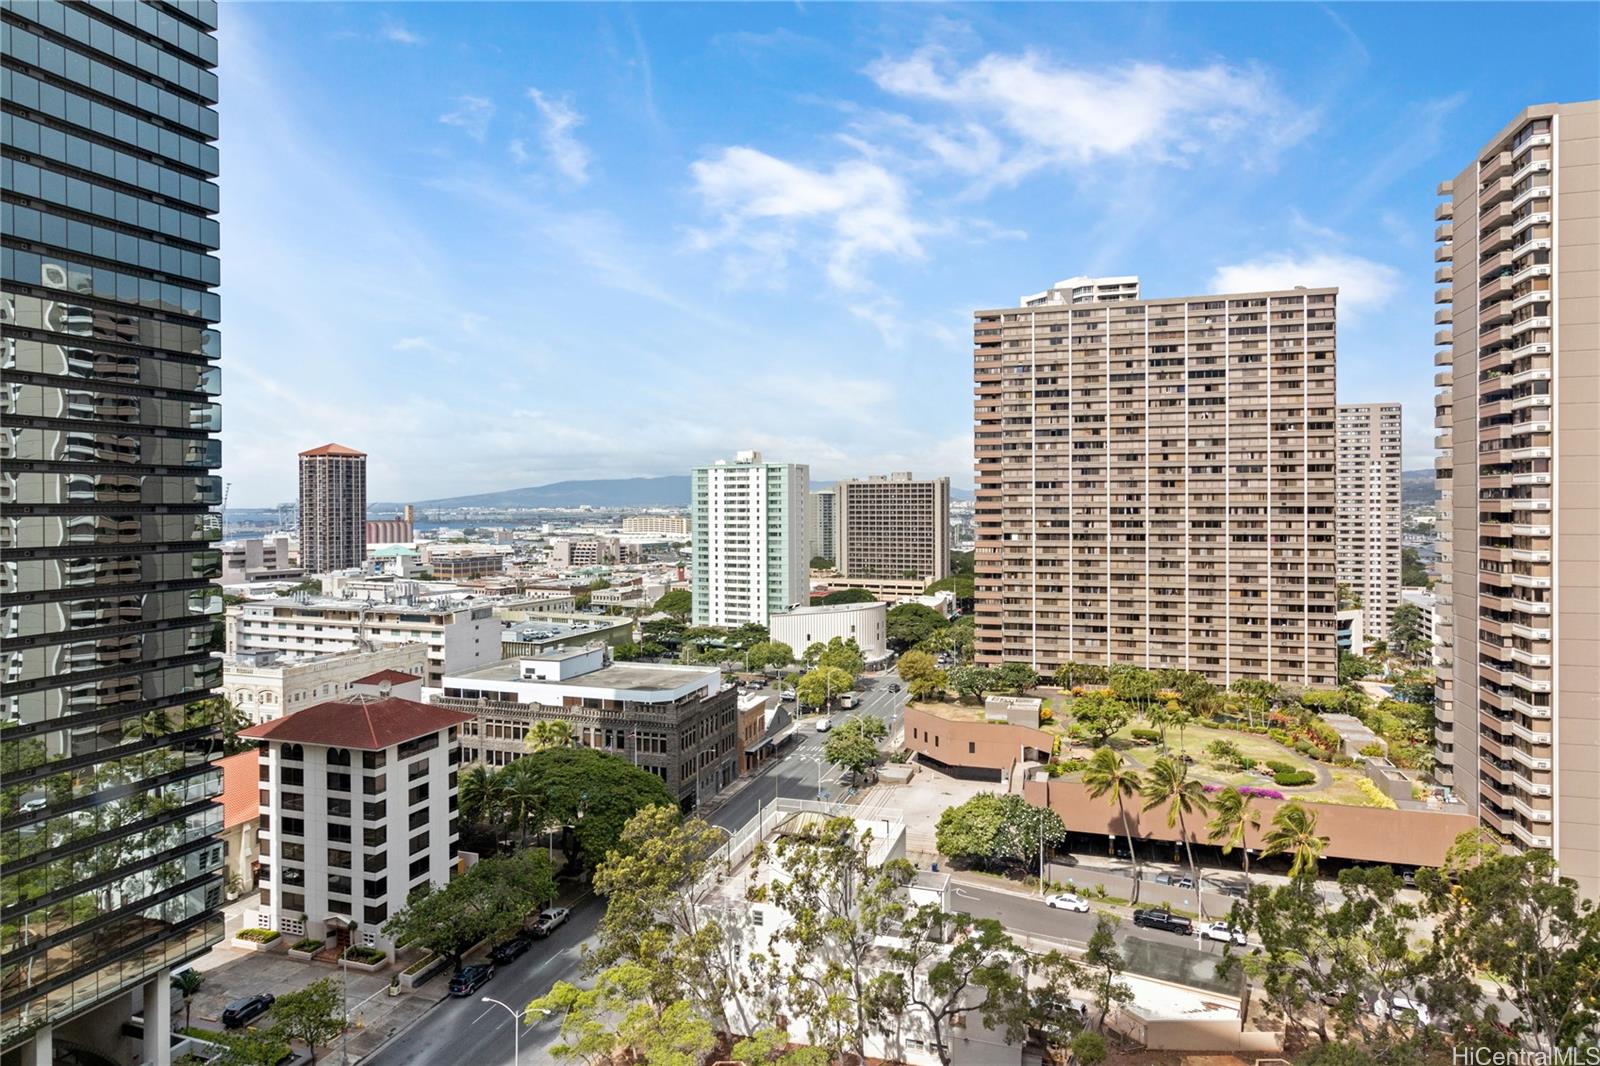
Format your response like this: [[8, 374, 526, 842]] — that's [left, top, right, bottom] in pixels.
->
[[526, 88, 591, 184], [439, 95, 493, 141], [868, 49, 1297, 180], [689, 147, 924, 290], [1210, 252, 1400, 315]]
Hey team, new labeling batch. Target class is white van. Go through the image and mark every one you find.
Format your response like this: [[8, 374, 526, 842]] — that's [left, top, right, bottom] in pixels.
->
[[815, 717, 832, 732]]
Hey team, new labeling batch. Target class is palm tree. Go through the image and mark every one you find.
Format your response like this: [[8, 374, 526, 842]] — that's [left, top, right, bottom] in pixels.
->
[[1082, 748, 1144, 901], [501, 766, 545, 845], [1139, 756, 1211, 895], [457, 764, 507, 829], [525, 719, 576, 753], [1261, 801, 1328, 881], [1206, 787, 1262, 887], [173, 967, 203, 1030]]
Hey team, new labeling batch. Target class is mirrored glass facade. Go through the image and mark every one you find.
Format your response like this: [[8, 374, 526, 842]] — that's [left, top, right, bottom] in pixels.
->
[[0, 0, 224, 1045]]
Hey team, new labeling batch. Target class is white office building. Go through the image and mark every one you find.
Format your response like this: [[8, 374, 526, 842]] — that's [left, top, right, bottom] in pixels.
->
[[692, 451, 809, 626], [241, 693, 472, 958], [770, 602, 889, 663], [223, 643, 428, 724]]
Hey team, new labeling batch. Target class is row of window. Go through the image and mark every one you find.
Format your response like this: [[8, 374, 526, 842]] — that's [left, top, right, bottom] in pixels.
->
[[9, 0, 219, 69], [4, 246, 220, 321], [5, 203, 219, 285], [4, 158, 217, 248], [3, 111, 218, 214]]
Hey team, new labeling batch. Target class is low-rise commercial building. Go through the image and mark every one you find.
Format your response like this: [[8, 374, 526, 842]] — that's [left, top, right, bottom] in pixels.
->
[[434, 647, 739, 808], [241, 695, 471, 957], [550, 536, 637, 566], [500, 615, 635, 656], [216, 750, 263, 898], [770, 601, 889, 662], [224, 643, 428, 723], [423, 543, 510, 581], [227, 593, 500, 686]]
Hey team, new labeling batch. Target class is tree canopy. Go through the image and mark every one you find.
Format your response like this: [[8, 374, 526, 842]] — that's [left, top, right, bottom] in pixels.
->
[[935, 793, 1065, 872], [381, 848, 556, 967], [504, 746, 678, 871], [654, 588, 692, 619], [886, 603, 949, 652], [822, 715, 887, 781]]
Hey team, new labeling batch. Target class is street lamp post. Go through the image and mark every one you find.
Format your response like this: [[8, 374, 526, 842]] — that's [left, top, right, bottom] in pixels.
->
[[481, 996, 521, 1066], [340, 950, 350, 1065]]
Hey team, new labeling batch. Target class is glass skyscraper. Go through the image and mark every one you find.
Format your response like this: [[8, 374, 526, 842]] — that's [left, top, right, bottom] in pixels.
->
[[1, 0, 225, 1054]]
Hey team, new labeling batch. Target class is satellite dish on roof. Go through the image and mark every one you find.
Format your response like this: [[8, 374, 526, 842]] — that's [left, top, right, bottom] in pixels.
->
[[378, 680, 392, 698]]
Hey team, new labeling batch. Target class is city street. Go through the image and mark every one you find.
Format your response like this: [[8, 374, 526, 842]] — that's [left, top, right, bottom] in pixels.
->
[[362, 675, 908, 1065]]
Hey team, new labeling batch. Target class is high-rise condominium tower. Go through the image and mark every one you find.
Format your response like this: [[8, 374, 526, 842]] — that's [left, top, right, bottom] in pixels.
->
[[298, 443, 367, 573], [807, 488, 836, 564], [835, 473, 951, 585], [692, 451, 808, 626], [1336, 403, 1403, 645], [974, 276, 1339, 687], [1432, 101, 1599, 896], [0, 1, 225, 1056]]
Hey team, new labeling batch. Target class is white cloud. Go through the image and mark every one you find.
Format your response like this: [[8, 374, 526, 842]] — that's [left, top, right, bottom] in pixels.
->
[[378, 16, 424, 46], [526, 89, 591, 184], [689, 146, 925, 291], [439, 95, 494, 141], [508, 138, 530, 166], [1209, 252, 1400, 315], [867, 48, 1300, 183]]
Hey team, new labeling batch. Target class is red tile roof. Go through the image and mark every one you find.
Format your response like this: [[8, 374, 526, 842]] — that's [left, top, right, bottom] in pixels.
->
[[298, 443, 366, 457], [351, 669, 420, 686], [238, 696, 472, 750], [216, 750, 261, 829]]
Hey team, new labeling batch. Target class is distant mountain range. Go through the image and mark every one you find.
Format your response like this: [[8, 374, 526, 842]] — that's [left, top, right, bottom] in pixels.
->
[[1401, 468, 1439, 510], [378, 475, 975, 511]]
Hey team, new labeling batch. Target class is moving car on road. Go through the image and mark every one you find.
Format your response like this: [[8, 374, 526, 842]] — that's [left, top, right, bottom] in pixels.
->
[[1044, 892, 1089, 912], [448, 964, 495, 997], [221, 993, 275, 1029], [1373, 992, 1432, 1026], [488, 934, 534, 964], [814, 717, 832, 732], [1199, 922, 1248, 946], [1132, 908, 1193, 936], [531, 907, 570, 937]]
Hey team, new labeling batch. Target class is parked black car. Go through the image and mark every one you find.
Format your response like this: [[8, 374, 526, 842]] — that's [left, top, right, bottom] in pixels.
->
[[448, 964, 495, 997], [489, 934, 534, 964], [888, 683, 901, 693], [1132, 908, 1193, 936], [221, 993, 275, 1029]]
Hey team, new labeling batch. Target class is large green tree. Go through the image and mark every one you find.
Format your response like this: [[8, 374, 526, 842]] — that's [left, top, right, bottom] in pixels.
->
[[654, 588, 692, 620], [744, 640, 795, 672], [271, 977, 344, 1064], [885, 603, 948, 652], [896, 650, 946, 700], [818, 588, 878, 606], [822, 715, 887, 782], [502, 746, 676, 871], [381, 848, 557, 968], [1067, 691, 1134, 748], [796, 666, 854, 710], [947, 664, 995, 703], [814, 636, 866, 679], [992, 661, 1037, 696], [885, 909, 1032, 1066], [934, 793, 1064, 875]]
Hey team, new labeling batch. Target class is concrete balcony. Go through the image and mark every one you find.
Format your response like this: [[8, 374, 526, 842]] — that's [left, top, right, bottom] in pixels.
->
[[1435, 201, 1454, 221], [1437, 179, 1454, 195], [1508, 745, 1553, 772], [1511, 621, 1552, 641], [1510, 315, 1552, 337], [1480, 150, 1513, 180], [1435, 369, 1453, 387], [1435, 244, 1454, 263], [1435, 265, 1453, 284], [1511, 184, 1551, 211], [1511, 211, 1551, 236], [1434, 308, 1453, 325]]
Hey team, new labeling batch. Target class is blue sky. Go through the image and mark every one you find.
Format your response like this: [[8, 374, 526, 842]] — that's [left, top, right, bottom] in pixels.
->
[[217, 2, 1600, 506]]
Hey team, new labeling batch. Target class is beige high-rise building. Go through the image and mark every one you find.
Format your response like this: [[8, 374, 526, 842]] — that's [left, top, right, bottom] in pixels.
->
[[974, 276, 1339, 687], [1336, 403, 1403, 646], [1432, 101, 1599, 896], [298, 442, 367, 572], [835, 473, 951, 585]]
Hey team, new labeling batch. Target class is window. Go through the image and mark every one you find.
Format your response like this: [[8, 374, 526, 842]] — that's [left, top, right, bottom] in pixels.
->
[[407, 783, 429, 806], [364, 826, 388, 848], [364, 774, 387, 795], [258, 888, 271, 907], [409, 831, 429, 855], [409, 808, 429, 831], [281, 767, 304, 787], [364, 904, 388, 925], [409, 856, 429, 879], [407, 759, 428, 781], [327, 772, 351, 793], [280, 817, 304, 837], [362, 751, 387, 771], [364, 877, 387, 900], [327, 748, 351, 767], [328, 875, 352, 896], [329, 823, 352, 843], [328, 798, 351, 819], [283, 891, 305, 912], [280, 744, 303, 761], [328, 848, 352, 869], [281, 792, 304, 812], [282, 867, 305, 887], [364, 800, 387, 822]]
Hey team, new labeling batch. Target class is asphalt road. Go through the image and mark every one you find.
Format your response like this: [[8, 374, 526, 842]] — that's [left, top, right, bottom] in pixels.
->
[[363, 676, 909, 1066]]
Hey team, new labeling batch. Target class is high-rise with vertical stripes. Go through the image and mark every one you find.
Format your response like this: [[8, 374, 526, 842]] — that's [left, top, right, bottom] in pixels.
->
[[1336, 402, 1403, 645], [973, 276, 1340, 687], [1431, 101, 1599, 897], [1, 0, 225, 1058]]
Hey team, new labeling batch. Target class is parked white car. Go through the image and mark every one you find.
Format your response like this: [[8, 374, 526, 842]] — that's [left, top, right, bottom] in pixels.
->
[[1373, 992, 1432, 1026], [1044, 893, 1089, 912], [1199, 922, 1248, 946]]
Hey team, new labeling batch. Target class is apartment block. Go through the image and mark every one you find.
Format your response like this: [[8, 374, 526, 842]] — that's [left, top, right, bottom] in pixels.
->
[[549, 535, 636, 567], [435, 646, 740, 808], [228, 593, 500, 686], [1432, 101, 1599, 895], [241, 695, 471, 957], [223, 643, 429, 723], [0, 2, 225, 1054], [807, 489, 836, 563], [1336, 403, 1403, 645], [974, 276, 1340, 687], [298, 443, 367, 573], [621, 514, 690, 536], [221, 534, 304, 585], [692, 451, 809, 626], [834, 473, 951, 586]]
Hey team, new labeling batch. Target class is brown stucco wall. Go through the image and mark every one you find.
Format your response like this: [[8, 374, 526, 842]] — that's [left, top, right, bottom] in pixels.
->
[[904, 705, 1052, 770]]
